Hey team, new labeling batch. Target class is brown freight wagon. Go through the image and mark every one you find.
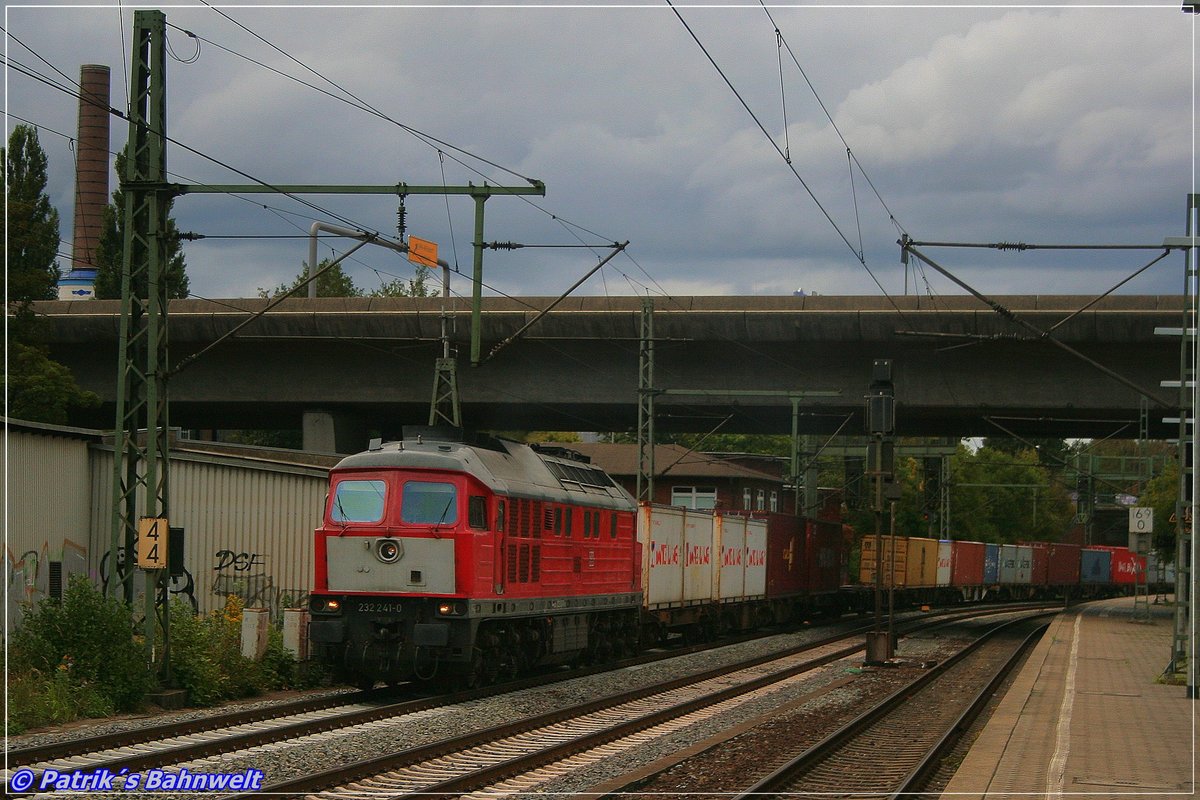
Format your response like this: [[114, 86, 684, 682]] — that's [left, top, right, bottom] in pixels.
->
[[806, 518, 845, 595], [1047, 542, 1082, 585], [763, 513, 807, 599]]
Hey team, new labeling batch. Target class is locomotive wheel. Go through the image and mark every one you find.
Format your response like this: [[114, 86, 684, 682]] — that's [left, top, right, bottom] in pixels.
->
[[495, 643, 520, 682], [462, 647, 485, 690]]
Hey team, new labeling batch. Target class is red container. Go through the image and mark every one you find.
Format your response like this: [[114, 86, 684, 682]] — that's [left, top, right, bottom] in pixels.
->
[[1094, 545, 1144, 585], [1028, 542, 1050, 586], [806, 518, 845, 595], [950, 541, 986, 587], [764, 513, 807, 599], [1046, 542, 1081, 586]]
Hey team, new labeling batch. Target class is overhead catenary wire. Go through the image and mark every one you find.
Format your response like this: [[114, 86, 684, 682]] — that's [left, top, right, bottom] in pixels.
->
[[665, 2, 927, 341], [179, 9, 626, 250], [178, 7, 541, 189], [666, 0, 864, 267], [757, 1, 908, 237], [9, 22, 824, 425], [10, 17, 878, 411], [901, 239, 1174, 409]]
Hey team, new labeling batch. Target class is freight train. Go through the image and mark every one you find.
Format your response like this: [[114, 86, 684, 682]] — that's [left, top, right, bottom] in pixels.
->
[[307, 432, 1151, 689], [857, 535, 1152, 604]]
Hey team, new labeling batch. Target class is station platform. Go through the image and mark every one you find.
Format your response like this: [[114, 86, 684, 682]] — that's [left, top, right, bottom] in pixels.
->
[[941, 596, 1195, 799]]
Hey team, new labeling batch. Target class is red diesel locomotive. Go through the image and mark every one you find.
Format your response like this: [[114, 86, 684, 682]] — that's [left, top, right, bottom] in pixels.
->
[[308, 433, 641, 688]]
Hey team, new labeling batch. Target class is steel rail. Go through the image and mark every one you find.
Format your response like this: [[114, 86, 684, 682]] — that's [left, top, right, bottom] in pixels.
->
[[6, 601, 1039, 772], [226, 604, 1061, 799], [4, 602, 1058, 797], [888, 622, 1048, 798], [732, 612, 1053, 798], [5, 689, 377, 767]]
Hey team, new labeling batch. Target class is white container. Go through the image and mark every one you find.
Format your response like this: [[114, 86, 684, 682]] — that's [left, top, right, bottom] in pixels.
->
[[711, 513, 767, 602], [936, 540, 953, 587]]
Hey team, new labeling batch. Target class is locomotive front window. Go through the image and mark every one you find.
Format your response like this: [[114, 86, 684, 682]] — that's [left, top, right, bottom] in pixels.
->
[[331, 480, 387, 523], [401, 481, 459, 525]]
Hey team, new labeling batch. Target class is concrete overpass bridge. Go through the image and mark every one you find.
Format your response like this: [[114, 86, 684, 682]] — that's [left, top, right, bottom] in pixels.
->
[[34, 294, 1188, 451]]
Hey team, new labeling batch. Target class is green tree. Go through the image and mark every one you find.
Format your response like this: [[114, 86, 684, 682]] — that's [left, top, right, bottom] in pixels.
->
[[947, 444, 1073, 543], [93, 151, 190, 300], [372, 264, 436, 297], [261, 258, 363, 299], [2, 125, 99, 424], [983, 436, 1070, 468], [1139, 457, 1180, 558], [3, 125, 61, 310], [4, 343, 99, 424]]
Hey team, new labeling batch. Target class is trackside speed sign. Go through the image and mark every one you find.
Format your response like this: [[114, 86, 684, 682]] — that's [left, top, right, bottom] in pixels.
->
[[1129, 507, 1153, 534], [1128, 507, 1153, 554]]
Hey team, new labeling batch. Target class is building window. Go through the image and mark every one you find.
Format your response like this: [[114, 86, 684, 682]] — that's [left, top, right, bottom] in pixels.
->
[[671, 486, 718, 510], [742, 488, 752, 510], [769, 491, 778, 512], [756, 489, 766, 511]]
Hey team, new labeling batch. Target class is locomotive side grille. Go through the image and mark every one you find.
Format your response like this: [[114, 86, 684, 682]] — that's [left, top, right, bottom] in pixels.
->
[[519, 543, 530, 583], [507, 543, 518, 583], [532, 501, 543, 538], [532, 545, 541, 582], [518, 500, 532, 537]]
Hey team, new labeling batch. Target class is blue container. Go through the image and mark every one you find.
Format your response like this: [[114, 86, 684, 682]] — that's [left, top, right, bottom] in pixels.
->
[[1081, 548, 1111, 584], [984, 543, 1000, 584]]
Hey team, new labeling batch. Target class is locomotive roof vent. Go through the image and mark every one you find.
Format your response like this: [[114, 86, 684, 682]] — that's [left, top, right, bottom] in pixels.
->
[[402, 425, 464, 443], [529, 444, 590, 464]]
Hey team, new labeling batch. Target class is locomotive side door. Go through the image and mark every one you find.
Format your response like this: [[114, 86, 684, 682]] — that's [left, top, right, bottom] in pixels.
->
[[494, 499, 507, 595]]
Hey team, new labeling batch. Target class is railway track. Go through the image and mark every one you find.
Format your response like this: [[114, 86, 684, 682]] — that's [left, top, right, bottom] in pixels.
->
[[222, 605, 1055, 799], [733, 613, 1050, 798], [5, 602, 1057, 797]]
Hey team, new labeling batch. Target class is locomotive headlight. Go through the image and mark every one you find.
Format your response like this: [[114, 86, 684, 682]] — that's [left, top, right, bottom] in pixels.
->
[[310, 597, 340, 613], [376, 538, 403, 564], [437, 602, 465, 616]]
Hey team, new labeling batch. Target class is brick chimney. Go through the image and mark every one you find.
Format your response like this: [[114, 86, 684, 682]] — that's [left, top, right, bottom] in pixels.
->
[[58, 64, 110, 300]]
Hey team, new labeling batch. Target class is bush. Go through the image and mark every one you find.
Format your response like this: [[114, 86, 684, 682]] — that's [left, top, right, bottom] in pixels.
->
[[9, 576, 153, 713], [7, 666, 115, 734], [168, 595, 263, 705], [257, 626, 327, 690]]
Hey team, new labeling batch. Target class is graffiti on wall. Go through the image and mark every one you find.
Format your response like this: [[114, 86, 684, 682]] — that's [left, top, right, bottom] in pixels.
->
[[5, 538, 89, 629], [99, 546, 199, 613], [211, 550, 308, 621]]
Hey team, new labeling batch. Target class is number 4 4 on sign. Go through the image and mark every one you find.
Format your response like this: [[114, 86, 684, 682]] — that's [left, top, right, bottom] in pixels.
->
[[137, 517, 170, 569]]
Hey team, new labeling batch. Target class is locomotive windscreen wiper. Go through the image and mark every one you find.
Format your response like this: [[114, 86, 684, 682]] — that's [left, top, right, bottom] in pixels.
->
[[430, 498, 454, 538]]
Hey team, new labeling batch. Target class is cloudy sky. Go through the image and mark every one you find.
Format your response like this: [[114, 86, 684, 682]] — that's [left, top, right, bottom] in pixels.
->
[[5, 2, 1195, 302]]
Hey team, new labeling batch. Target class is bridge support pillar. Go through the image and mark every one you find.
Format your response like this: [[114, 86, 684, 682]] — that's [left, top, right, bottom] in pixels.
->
[[303, 410, 368, 454]]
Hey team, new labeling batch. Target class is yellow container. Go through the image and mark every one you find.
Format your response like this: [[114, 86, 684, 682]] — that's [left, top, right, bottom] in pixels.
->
[[859, 535, 908, 588]]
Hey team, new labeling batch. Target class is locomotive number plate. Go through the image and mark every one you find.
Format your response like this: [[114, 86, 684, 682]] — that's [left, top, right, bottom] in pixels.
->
[[357, 602, 403, 614]]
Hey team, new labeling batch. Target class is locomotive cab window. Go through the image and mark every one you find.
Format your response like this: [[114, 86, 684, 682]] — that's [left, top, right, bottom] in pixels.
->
[[468, 496, 488, 530], [401, 481, 459, 525], [331, 480, 387, 523]]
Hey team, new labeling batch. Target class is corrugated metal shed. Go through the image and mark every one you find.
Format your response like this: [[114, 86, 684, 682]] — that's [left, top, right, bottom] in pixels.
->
[[87, 442, 328, 616], [7, 419, 331, 620], [3, 420, 96, 627]]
